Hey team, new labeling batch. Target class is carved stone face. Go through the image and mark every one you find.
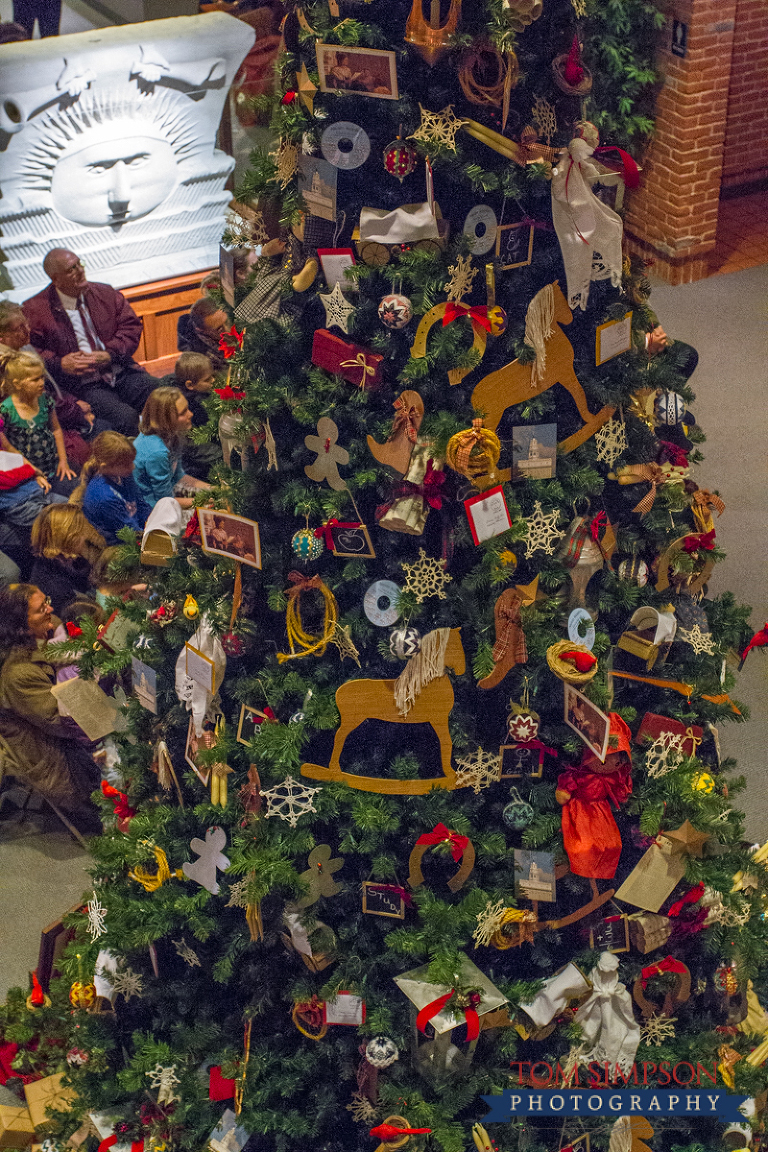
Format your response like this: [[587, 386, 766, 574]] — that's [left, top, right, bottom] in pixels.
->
[[50, 133, 178, 226]]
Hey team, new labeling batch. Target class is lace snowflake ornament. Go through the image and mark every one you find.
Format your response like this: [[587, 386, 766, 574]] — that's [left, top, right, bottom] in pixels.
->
[[644, 732, 686, 778], [111, 967, 144, 1001], [594, 417, 628, 466], [173, 938, 200, 968], [455, 747, 501, 793], [522, 502, 564, 557], [401, 549, 452, 603], [409, 104, 466, 151], [319, 282, 356, 333], [226, 878, 252, 909], [347, 1093, 379, 1124], [640, 1014, 677, 1047], [86, 895, 107, 941], [473, 898, 507, 948], [677, 623, 716, 656], [330, 623, 361, 666], [262, 776, 321, 827], [146, 1063, 180, 1105], [571, 0, 587, 15], [269, 138, 299, 190], [532, 96, 557, 144], [444, 254, 477, 304]]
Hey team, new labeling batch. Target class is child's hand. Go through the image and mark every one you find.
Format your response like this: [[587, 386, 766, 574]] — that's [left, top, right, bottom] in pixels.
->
[[35, 473, 51, 493], [57, 461, 76, 480]]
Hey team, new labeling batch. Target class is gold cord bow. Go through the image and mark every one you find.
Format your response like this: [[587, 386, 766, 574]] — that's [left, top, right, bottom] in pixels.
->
[[340, 352, 375, 389]]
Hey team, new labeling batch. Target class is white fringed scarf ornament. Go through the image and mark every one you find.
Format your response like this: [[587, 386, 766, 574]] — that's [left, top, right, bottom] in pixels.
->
[[551, 132, 623, 311], [393, 627, 450, 716]]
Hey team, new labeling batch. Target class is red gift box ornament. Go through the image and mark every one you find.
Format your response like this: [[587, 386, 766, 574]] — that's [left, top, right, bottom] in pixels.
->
[[312, 329, 383, 390]]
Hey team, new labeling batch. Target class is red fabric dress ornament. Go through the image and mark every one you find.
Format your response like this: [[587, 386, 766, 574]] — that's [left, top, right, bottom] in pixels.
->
[[556, 713, 632, 879]]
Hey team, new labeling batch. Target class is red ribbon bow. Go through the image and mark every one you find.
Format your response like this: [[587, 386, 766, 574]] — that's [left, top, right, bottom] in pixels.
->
[[416, 822, 469, 863], [593, 144, 640, 189], [589, 511, 607, 541], [375, 460, 446, 522], [218, 325, 244, 360], [250, 706, 276, 725], [285, 570, 323, 595], [640, 955, 688, 989], [415, 987, 481, 1041], [314, 519, 360, 549], [668, 882, 705, 918], [66, 621, 83, 638], [683, 529, 715, 554], [365, 883, 413, 907], [214, 385, 246, 401], [442, 302, 495, 333], [98, 1138, 144, 1152], [101, 780, 136, 824]]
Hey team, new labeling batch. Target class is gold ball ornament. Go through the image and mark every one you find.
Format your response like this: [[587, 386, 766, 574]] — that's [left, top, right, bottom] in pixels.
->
[[69, 980, 96, 1009], [183, 594, 199, 620], [692, 771, 716, 794]]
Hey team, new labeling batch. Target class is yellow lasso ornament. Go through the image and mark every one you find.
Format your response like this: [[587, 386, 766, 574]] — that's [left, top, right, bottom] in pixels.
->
[[446, 418, 502, 491], [490, 907, 537, 949], [129, 846, 184, 891], [276, 571, 338, 663]]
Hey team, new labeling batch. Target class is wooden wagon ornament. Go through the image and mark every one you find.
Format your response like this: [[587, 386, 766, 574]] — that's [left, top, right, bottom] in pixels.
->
[[301, 628, 465, 794], [471, 282, 614, 465]]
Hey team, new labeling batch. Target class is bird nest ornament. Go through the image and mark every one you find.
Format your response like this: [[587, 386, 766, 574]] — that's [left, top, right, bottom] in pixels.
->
[[552, 36, 593, 97], [458, 41, 518, 108], [546, 640, 598, 684]]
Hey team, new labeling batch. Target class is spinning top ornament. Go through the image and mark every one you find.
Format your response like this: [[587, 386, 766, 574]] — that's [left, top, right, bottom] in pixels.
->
[[618, 557, 649, 587], [383, 135, 418, 182], [378, 292, 414, 330]]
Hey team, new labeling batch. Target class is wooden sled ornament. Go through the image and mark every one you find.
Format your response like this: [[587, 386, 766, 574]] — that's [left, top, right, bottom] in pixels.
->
[[471, 282, 615, 475], [301, 628, 465, 794], [496, 874, 615, 948]]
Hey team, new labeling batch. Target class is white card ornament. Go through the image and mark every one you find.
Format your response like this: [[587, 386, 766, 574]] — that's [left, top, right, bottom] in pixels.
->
[[324, 993, 366, 1025], [596, 312, 633, 365], [51, 678, 119, 741], [319, 282, 356, 333], [185, 643, 216, 694], [182, 825, 230, 895], [131, 657, 157, 713], [174, 615, 226, 737], [464, 485, 512, 545]]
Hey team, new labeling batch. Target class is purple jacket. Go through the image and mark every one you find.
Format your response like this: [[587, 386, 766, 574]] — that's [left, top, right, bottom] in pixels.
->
[[23, 281, 143, 394]]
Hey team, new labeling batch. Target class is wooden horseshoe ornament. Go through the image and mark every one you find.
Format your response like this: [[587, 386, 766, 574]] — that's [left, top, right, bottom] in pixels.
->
[[411, 303, 489, 387], [407, 823, 475, 893], [632, 957, 691, 1018]]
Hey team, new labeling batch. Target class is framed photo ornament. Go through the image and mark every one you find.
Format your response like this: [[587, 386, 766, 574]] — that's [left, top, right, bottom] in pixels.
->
[[316, 43, 399, 100], [464, 485, 512, 545], [317, 248, 356, 289]]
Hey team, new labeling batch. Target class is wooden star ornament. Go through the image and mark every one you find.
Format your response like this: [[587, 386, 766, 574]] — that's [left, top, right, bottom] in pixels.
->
[[296, 62, 317, 114], [664, 819, 711, 858], [319, 282, 356, 333]]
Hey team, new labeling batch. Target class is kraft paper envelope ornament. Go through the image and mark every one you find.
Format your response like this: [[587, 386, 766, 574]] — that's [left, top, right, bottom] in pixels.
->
[[614, 834, 687, 911]]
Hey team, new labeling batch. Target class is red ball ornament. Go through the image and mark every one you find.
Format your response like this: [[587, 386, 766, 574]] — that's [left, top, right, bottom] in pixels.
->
[[383, 137, 418, 183]]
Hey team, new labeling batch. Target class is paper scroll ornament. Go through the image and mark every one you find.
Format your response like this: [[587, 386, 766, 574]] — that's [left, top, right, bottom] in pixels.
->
[[301, 628, 465, 794], [376, 445, 445, 536], [471, 283, 614, 459]]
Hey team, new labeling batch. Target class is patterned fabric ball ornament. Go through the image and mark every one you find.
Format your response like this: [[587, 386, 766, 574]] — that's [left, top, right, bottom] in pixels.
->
[[692, 771, 715, 794], [503, 787, 534, 830], [66, 1047, 89, 1067], [389, 626, 421, 660], [365, 1036, 399, 1068], [655, 391, 687, 426], [383, 136, 418, 182], [69, 980, 96, 1010], [378, 293, 414, 330], [507, 707, 540, 743], [618, 557, 649, 587], [291, 527, 324, 562]]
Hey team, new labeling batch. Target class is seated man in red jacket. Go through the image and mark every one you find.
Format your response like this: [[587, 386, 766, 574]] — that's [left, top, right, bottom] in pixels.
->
[[22, 249, 156, 436]]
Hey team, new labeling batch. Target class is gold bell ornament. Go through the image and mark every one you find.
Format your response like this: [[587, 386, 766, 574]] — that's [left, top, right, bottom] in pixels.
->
[[183, 594, 199, 620]]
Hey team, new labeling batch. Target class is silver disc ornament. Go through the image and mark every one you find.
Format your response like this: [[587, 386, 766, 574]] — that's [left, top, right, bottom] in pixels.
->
[[321, 121, 371, 170], [364, 580, 401, 627], [462, 204, 498, 256]]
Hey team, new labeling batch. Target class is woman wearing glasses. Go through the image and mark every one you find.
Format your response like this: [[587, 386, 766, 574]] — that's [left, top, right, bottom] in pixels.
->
[[0, 583, 102, 833]]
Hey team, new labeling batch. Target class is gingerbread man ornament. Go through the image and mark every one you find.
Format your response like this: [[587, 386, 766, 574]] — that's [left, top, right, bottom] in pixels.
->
[[294, 844, 345, 908], [305, 417, 349, 491]]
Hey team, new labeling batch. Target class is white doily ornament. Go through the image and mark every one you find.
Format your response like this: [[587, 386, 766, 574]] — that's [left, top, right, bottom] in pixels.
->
[[677, 623, 716, 656], [262, 776, 321, 827], [644, 732, 686, 779], [444, 254, 478, 304], [454, 747, 502, 793], [146, 1063, 180, 1105], [319, 282, 356, 333], [594, 416, 628, 466], [408, 104, 466, 150], [401, 549, 452, 603], [86, 895, 107, 941], [522, 501, 564, 557], [639, 1013, 677, 1047], [532, 95, 557, 144], [111, 967, 143, 1001], [347, 1093, 379, 1124], [473, 898, 507, 948]]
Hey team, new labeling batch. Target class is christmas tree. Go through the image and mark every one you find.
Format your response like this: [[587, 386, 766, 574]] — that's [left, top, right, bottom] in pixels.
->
[[14, 4, 768, 1152]]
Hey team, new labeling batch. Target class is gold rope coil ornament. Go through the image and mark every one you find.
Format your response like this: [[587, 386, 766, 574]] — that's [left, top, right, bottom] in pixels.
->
[[458, 41, 518, 107], [128, 846, 184, 891], [276, 572, 339, 663], [291, 998, 328, 1041], [546, 640, 598, 685], [446, 418, 502, 491], [490, 908, 537, 949]]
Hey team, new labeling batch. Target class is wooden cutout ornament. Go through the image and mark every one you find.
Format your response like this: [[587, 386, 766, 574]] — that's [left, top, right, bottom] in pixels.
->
[[655, 534, 716, 594], [407, 824, 475, 893], [471, 282, 615, 463], [294, 845, 345, 909], [305, 417, 349, 490], [302, 628, 465, 794], [367, 391, 424, 476], [478, 589, 526, 690], [632, 958, 691, 1019], [181, 826, 230, 895]]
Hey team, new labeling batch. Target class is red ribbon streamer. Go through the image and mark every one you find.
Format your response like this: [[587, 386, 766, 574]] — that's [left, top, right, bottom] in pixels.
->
[[593, 145, 640, 189], [370, 1125, 433, 1140], [668, 882, 705, 918], [416, 822, 469, 863], [416, 988, 481, 1041], [98, 1138, 144, 1152], [590, 511, 607, 542], [101, 780, 136, 823], [640, 955, 688, 989], [442, 302, 495, 333], [314, 519, 360, 549]]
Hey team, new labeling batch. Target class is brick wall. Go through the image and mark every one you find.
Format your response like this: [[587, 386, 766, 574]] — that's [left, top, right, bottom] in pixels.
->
[[623, 0, 736, 284], [721, 0, 768, 192]]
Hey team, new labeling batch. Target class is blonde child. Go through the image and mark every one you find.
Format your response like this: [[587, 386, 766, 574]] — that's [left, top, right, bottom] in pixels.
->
[[133, 386, 212, 508], [0, 348, 75, 494], [70, 431, 152, 546], [29, 503, 105, 616]]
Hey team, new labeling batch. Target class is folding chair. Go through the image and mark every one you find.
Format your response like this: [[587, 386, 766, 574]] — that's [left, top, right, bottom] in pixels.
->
[[0, 734, 88, 849]]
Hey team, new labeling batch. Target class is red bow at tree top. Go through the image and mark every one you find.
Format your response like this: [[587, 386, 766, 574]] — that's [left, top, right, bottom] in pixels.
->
[[683, 529, 716, 554], [442, 302, 495, 333], [416, 986, 482, 1041], [218, 325, 245, 360], [416, 822, 469, 862], [640, 955, 689, 989]]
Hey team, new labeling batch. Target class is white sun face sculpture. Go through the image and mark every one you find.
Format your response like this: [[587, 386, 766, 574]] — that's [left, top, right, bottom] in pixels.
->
[[0, 12, 254, 298]]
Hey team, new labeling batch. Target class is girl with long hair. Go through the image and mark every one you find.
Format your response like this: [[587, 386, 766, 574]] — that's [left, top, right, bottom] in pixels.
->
[[71, 430, 152, 545], [29, 503, 105, 616], [0, 348, 76, 493], [133, 386, 211, 508]]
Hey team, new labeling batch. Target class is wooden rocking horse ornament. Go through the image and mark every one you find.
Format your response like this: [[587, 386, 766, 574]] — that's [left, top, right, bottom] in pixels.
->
[[301, 628, 465, 795], [471, 282, 615, 469]]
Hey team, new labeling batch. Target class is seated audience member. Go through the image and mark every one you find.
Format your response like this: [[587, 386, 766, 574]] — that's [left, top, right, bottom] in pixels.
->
[[90, 546, 146, 611], [0, 583, 102, 832], [162, 351, 222, 480], [0, 348, 76, 494], [177, 296, 228, 370], [0, 415, 65, 539], [29, 503, 105, 617], [0, 22, 28, 43], [71, 431, 152, 546], [134, 387, 212, 509], [23, 248, 156, 437], [0, 301, 108, 470]]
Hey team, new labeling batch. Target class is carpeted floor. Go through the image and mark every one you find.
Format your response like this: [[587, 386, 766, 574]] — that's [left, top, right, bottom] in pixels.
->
[[0, 264, 765, 1003]]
